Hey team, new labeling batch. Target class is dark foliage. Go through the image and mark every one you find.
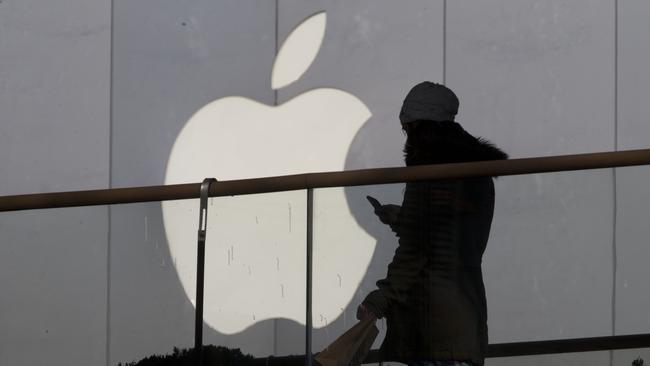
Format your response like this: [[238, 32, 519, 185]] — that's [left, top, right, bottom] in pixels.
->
[[633, 357, 644, 366], [117, 345, 255, 366]]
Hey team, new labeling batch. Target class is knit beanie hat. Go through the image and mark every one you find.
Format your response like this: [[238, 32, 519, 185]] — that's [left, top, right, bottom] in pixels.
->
[[399, 82, 459, 124]]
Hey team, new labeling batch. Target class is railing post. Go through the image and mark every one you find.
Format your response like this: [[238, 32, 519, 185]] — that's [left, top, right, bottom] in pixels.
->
[[305, 188, 314, 366], [195, 178, 216, 366]]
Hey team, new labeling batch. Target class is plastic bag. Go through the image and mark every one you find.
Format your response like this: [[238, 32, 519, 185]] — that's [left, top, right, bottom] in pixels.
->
[[314, 317, 379, 366]]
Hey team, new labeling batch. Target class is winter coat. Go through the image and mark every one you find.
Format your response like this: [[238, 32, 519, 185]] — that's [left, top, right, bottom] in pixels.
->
[[362, 121, 507, 366]]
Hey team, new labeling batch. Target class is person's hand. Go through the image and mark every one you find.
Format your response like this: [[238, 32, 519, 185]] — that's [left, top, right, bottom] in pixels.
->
[[366, 195, 400, 226], [356, 303, 377, 321]]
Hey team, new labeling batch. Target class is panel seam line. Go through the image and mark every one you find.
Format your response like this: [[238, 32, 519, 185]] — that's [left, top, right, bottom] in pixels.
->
[[610, 1, 618, 365]]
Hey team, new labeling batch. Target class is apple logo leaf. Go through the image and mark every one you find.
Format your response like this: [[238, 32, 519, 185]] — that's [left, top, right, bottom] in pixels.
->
[[271, 11, 326, 90]]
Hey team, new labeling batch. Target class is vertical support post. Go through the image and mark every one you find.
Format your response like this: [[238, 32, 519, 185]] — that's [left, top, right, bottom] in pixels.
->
[[305, 188, 314, 366], [195, 178, 216, 366]]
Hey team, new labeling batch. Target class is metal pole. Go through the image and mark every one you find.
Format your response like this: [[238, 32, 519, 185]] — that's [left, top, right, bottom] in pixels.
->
[[305, 188, 314, 366], [195, 178, 216, 366]]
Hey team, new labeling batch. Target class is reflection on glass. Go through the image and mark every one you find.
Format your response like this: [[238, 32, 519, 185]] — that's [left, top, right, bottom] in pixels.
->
[[4, 165, 650, 365], [161, 192, 307, 358]]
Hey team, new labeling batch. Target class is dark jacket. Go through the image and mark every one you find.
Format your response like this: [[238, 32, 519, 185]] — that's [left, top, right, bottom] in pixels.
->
[[363, 121, 507, 366]]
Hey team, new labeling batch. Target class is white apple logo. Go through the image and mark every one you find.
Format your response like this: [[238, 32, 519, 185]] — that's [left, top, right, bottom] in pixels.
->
[[162, 12, 375, 334]]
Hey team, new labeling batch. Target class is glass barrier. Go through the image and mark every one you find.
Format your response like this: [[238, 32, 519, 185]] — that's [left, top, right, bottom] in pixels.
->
[[2, 166, 650, 366], [614, 348, 650, 366], [615, 166, 650, 337], [310, 183, 405, 360], [0, 206, 109, 365], [109, 190, 306, 365], [487, 351, 610, 366], [310, 167, 649, 365], [109, 200, 194, 366], [200, 190, 307, 358]]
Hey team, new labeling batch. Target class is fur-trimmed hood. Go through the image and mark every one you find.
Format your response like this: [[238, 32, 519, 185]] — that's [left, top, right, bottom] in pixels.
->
[[403, 120, 508, 167]]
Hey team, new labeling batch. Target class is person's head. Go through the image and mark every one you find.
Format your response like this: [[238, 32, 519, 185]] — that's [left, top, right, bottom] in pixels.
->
[[398, 82, 461, 165], [399, 82, 459, 135], [398, 82, 508, 167]]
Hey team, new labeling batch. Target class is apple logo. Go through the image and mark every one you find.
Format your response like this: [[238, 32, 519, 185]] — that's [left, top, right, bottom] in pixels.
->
[[162, 11, 374, 334]]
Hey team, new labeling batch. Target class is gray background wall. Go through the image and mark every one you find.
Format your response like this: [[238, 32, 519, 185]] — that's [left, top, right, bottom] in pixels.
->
[[1, 1, 649, 365], [0, 0, 109, 365]]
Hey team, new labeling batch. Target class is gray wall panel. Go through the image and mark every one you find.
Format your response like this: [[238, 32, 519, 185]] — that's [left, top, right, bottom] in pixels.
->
[[618, 0, 650, 151], [278, 0, 444, 169], [0, 0, 110, 195], [111, 0, 276, 188], [0, 0, 109, 365], [110, 1, 276, 363], [447, 1, 615, 355], [277, 0, 445, 355], [616, 0, 650, 336], [447, 1, 614, 158]]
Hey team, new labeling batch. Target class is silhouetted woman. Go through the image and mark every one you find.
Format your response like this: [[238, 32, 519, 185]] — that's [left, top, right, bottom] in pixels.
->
[[358, 82, 507, 366]]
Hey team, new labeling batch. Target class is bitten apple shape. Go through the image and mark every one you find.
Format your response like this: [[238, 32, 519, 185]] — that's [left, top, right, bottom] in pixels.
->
[[162, 90, 372, 334], [162, 12, 375, 334]]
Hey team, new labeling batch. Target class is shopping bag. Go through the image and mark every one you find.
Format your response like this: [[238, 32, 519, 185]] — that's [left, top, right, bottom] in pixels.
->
[[314, 317, 379, 366]]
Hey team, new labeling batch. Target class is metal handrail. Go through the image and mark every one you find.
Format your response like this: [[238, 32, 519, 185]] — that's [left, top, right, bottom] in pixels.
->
[[251, 333, 650, 365], [2, 148, 650, 212]]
